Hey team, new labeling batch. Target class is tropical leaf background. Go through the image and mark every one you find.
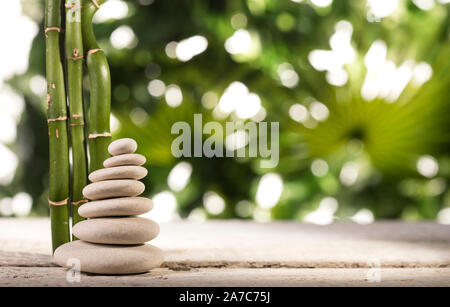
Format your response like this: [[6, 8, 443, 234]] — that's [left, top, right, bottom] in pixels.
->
[[1, 0, 449, 224]]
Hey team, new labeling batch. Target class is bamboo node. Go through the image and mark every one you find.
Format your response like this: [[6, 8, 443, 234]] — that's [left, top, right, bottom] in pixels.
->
[[68, 48, 84, 60], [87, 48, 104, 56], [67, 48, 84, 61], [72, 199, 88, 206], [49, 197, 69, 208], [70, 114, 84, 126], [89, 132, 112, 139], [65, 3, 82, 9], [44, 27, 62, 38], [67, 55, 84, 61], [91, 0, 101, 9], [47, 116, 68, 123]]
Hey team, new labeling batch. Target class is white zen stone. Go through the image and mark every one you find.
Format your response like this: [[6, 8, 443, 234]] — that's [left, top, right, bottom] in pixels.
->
[[79, 197, 153, 218], [89, 166, 148, 182], [83, 180, 145, 200], [53, 240, 163, 275], [108, 138, 138, 156], [73, 217, 159, 245], [103, 154, 146, 168]]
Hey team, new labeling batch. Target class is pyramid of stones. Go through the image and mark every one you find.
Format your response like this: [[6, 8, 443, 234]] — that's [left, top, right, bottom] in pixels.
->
[[53, 138, 163, 275]]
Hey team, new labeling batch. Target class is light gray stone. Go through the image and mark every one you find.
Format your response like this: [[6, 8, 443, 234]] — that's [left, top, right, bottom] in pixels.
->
[[88, 166, 148, 182], [73, 217, 159, 245], [82, 180, 145, 200], [53, 240, 163, 275], [108, 138, 138, 156], [78, 197, 153, 218], [103, 154, 146, 168]]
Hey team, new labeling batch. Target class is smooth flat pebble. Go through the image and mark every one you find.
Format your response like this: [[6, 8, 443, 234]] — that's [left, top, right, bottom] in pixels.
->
[[83, 180, 145, 200], [103, 154, 146, 168], [53, 240, 163, 275], [88, 166, 148, 182], [78, 197, 153, 218], [73, 217, 159, 245], [108, 138, 137, 156]]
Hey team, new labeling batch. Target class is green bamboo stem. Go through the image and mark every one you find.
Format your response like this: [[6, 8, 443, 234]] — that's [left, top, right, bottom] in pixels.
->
[[82, 0, 111, 173], [65, 0, 87, 235], [45, 0, 71, 252]]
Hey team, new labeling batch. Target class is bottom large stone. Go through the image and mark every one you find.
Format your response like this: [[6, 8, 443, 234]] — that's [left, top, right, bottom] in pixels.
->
[[53, 240, 163, 275]]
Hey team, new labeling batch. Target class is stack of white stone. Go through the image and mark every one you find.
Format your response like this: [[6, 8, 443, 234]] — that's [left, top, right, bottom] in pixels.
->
[[53, 138, 163, 275]]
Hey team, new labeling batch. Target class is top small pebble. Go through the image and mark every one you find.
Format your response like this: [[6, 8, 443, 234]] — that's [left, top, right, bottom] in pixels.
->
[[108, 138, 137, 156]]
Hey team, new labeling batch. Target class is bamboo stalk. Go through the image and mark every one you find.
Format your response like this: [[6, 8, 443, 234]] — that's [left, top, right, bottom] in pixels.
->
[[45, 0, 71, 252], [65, 0, 87, 235], [82, 0, 111, 173]]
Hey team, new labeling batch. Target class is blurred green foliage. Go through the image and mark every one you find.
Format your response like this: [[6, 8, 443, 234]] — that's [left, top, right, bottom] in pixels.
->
[[4, 0, 450, 222]]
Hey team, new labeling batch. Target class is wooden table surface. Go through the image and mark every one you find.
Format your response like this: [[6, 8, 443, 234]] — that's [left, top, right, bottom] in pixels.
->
[[1, 218, 449, 286]]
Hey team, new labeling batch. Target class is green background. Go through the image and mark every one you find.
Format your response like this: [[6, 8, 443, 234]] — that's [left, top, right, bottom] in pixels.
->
[[3, 0, 450, 222]]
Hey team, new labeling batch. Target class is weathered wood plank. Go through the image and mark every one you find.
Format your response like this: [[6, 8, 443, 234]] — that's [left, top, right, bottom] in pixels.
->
[[1, 219, 449, 269], [1, 267, 449, 287]]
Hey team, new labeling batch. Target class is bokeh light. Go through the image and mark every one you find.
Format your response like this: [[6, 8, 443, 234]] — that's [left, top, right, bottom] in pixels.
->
[[1, 0, 448, 223]]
